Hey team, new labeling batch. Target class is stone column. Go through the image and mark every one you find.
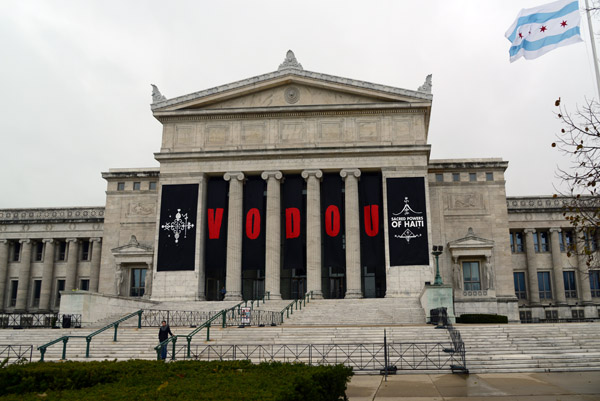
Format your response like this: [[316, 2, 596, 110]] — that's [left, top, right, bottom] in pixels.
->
[[223, 172, 244, 301], [89, 238, 102, 292], [576, 236, 593, 304], [262, 171, 283, 300], [302, 169, 323, 299], [15, 239, 32, 311], [38, 239, 55, 311], [341, 168, 362, 299], [0, 240, 9, 311], [145, 262, 153, 298], [549, 228, 567, 305], [523, 229, 540, 305], [64, 239, 79, 291]]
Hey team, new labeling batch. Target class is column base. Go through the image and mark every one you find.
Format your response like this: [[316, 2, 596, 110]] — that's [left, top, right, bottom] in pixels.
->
[[345, 290, 363, 299], [224, 293, 242, 301], [268, 293, 282, 300], [310, 290, 324, 300]]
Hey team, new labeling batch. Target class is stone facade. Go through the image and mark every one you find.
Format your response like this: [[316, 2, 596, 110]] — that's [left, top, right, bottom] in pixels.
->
[[0, 52, 598, 322]]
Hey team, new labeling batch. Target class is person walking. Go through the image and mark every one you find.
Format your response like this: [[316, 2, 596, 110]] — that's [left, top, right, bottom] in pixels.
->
[[158, 320, 173, 360], [220, 286, 226, 301]]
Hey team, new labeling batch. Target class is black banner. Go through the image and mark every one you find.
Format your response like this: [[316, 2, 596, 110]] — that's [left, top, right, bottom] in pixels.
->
[[204, 178, 229, 276], [157, 184, 199, 272], [386, 177, 429, 266], [242, 176, 266, 270], [282, 175, 305, 271], [359, 172, 384, 274], [321, 173, 345, 274]]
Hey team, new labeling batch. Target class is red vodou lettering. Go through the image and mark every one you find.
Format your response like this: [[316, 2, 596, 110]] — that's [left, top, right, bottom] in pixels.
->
[[207, 208, 224, 239], [246, 208, 260, 239], [364, 205, 379, 237], [285, 207, 300, 238], [325, 205, 340, 237]]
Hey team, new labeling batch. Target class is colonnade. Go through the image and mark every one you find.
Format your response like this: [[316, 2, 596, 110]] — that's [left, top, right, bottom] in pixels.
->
[[218, 168, 365, 301], [0, 238, 102, 312]]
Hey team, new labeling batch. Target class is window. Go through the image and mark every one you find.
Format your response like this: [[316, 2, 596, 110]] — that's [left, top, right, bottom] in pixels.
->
[[452, 173, 460, 182], [55, 279, 65, 307], [486, 172, 493, 181], [117, 182, 125, 191], [563, 271, 577, 298], [32, 280, 42, 307], [149, 181, 157, 190], [469, 173, 476, 182], [514, 272, 527, 299], [81, 240, 90, 261], [80, 279, 89, 291], [435, 174, 443, 182], [34, 242, 44, 262], [130, 268, 146, 297], [510, 231, 524, 253], [463, 261, 481, 291], [133, 182, 141, 190], [12, 242, 21, 262], [57, 241, 67, 261], [584, 229, 598, 252], [10, 281, 18, 307], [538, 272, 552, 300], [591, 270, 600, 297], [533, 231, 550, 253], [559, 230, 573, 252]]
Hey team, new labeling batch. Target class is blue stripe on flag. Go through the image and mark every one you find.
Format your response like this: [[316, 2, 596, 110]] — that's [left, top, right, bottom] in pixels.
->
[[509, 26, 581, 56], [507, 1, 579, 42]]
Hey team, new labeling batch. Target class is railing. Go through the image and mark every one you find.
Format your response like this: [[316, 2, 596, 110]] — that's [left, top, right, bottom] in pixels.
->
[[182, 342, 461, 372], [0, 313, 81, 329], [37, 310, 143, 362], [141, 310, 220, 328], [434, 307, 468, 374], [0, 345, 33, 365], [280, 291, 313, 323]]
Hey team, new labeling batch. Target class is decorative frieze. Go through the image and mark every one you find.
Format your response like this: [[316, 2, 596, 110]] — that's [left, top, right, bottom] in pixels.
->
[[0, 208, 105, 223]]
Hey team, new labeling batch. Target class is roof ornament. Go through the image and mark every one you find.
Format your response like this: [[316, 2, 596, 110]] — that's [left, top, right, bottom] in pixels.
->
[[128, 235, 139, 246], [278, 50, 303, 71], [151, 84, 166, 103], [466, 227, 475, 237], [417, 74, 432, 93]]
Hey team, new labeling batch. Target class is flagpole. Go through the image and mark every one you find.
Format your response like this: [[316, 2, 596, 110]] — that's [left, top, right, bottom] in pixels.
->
[[585, 0, 600, 99]]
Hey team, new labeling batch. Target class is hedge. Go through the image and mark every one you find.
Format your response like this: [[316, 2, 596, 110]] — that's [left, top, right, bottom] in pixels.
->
[[0, 360, 353, 401], [456, 314, 508, 324]]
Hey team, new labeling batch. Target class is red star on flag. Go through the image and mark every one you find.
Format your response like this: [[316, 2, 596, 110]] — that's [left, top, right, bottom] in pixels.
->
[[560, 20, 568, 27], [518, 32, 523, 39], [540, 25, 547, 32]]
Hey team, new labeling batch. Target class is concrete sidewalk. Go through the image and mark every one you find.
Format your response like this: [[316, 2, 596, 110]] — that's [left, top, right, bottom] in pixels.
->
[[347, 372, 600, 400]]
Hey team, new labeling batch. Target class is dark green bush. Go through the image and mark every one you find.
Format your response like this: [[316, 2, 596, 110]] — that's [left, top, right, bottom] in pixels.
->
[[0, 360, 353, 401], [456, 314, 508, 324]]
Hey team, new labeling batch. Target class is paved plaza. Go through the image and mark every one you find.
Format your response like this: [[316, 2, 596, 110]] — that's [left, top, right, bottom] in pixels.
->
[[347, 372, 600, 401]]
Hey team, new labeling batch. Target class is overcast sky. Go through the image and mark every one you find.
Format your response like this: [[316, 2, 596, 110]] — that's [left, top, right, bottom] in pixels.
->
[[0, 1, 597, 208]]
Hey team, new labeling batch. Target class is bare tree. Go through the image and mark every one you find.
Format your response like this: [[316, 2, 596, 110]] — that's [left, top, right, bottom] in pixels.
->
[[552, 98, 600, 268]]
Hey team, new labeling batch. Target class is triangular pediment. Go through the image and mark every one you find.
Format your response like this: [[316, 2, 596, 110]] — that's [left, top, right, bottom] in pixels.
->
[[448, 228, 494, 256], [111, 235, 153, 256], [151, 51, 432, 115]]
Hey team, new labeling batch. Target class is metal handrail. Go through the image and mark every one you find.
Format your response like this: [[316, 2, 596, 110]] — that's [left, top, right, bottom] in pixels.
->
[[37, 309, 143, 362], [280, 291, 312, 323], [154, 301, 246, 361]]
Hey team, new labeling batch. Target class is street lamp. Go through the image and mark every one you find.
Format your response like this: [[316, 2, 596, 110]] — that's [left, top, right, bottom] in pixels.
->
[[432, 245, 443, 286]]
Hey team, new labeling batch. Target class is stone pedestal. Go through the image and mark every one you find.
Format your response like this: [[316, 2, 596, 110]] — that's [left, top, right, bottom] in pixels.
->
[[420, 284, 455, 324]]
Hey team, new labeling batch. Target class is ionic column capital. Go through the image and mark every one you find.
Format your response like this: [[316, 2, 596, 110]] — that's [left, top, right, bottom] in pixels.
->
[[261, 170, 283, 181], [42, 238, 54, 244], [90, 237, 102, 243], [224, 172, 244, 182], [18, 239, 31, 245], [0, 239, 8, 244], [523, 228, 536, 235], [301, 169, 323, 180], [66, 238, 78, 243], [340, 168, 361, 180], [549, 228, 562, 234]]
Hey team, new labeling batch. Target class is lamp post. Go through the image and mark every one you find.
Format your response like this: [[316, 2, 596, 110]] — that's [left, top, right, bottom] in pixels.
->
[[432, 245, 443, 286]]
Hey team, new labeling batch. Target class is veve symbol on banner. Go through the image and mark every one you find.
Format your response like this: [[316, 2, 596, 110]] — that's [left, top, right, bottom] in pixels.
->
[[161, 209, 194, 243], [391, 197, 423, 243]]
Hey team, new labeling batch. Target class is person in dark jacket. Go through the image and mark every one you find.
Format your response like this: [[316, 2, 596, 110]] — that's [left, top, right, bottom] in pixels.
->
[[158, 320, 173, 360]]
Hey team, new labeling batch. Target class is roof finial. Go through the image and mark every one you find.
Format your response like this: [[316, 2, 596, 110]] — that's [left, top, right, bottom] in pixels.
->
[[278, 50, 303, 71], [151, 84, 166, 103], [417, 74, 432, 93]]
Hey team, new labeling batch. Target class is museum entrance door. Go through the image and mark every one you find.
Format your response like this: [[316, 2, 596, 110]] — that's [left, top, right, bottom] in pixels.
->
[[291, 277, 306, 299], [329, 277, 345, 299], [206, 278, 222, 301]]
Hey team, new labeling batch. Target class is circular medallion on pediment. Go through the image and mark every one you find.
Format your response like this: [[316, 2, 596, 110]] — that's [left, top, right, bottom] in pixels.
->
[[284, 86, 300, 104]]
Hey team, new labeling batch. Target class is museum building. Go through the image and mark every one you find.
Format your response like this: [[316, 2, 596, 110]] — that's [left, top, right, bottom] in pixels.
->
[[0, 51, 598, 323]]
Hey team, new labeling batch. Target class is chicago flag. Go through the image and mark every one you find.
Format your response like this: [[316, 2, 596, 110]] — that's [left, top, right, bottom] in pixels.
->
[[505, 0, 583, 62]]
